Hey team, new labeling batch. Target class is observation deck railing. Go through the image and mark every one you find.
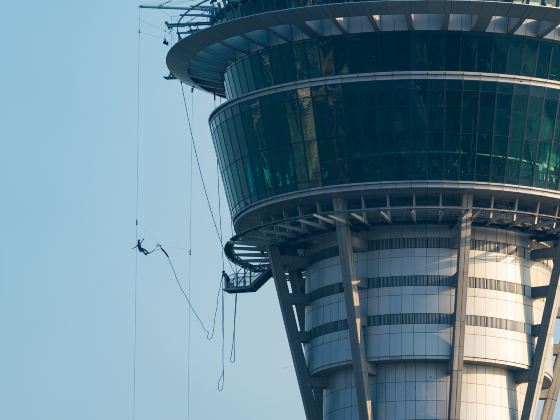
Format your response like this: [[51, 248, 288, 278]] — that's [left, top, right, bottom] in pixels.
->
[[213, 0, 560, 25]]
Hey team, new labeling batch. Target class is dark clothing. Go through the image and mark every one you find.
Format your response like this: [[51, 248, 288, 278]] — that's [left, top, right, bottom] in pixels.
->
[[136, 239, 151, 256], [222, 270, 231, 287]]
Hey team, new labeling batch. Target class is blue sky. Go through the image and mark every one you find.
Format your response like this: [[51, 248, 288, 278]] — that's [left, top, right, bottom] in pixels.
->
[[4, 2, 560, 420], [0, 1, 303, 419]]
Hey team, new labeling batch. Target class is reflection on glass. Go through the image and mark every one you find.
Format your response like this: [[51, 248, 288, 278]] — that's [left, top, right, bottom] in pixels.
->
[[212, 79, 560, 215], [224, 31, 560, 99]]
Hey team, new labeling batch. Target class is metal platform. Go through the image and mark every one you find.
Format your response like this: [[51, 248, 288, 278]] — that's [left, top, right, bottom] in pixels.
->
[[222, 187, 560, 285]]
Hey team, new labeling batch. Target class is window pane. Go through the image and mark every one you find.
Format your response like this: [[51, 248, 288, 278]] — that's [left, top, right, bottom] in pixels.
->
[[212, 78, 558, 213]]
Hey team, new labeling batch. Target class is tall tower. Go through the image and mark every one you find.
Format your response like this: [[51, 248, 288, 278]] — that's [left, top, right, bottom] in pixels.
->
[[165, 1, 560, 418]]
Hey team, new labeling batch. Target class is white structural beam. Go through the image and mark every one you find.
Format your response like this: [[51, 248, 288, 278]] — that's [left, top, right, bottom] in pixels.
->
[[448, 194, 473, 420], [293, 21, 317, 38], [441, 8, 451, 30], [289, 267, 307, 332], [471, 13, 493, 32], [331, 17, 348, 34], [542, 346, 560, 420], [366, 14, 381, 31], [508, 17, 526, 34], [521, 246, 560, 420], [269, 247, 323, 420], [333, 198, 373, 420], [539, 20, 560, 38]]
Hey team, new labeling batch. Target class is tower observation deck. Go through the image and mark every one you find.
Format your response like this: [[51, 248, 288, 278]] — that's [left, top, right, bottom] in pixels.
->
[[163, 0, 560, 418]]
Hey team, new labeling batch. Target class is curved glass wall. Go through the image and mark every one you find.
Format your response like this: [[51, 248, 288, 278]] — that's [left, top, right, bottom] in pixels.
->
[[224, 31, 560, 99], [211, 79, 560, 215], [213, 0, 559, 25]]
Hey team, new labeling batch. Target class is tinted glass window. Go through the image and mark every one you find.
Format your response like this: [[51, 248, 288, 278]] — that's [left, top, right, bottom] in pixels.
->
[[224, 31, 559, 99], [211, 80, 560, 215]]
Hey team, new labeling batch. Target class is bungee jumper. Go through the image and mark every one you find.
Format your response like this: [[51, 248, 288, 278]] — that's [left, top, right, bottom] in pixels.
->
[[133, 239, 170, 259], [133, 239, 152, 256]]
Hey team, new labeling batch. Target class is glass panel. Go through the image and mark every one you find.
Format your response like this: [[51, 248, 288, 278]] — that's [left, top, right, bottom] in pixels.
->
[[318, 39, 334, 76], [477, 35, 493, 72], [537, 43, 552, 79], [224, 32, 560, 99], [292, 42, 308, 81], [492, 36, 508, 74], [507, 38, 523, 75], [212, 79, 560, 214], [260, 50, 273, 87], [461, 34, 478, 71], [551, 45, 560, 80], [522, 39, 538, 77]]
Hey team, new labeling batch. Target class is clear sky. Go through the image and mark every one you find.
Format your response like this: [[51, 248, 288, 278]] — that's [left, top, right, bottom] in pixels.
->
[[4, 3, 560, 420], [0, 1, 303, 419]]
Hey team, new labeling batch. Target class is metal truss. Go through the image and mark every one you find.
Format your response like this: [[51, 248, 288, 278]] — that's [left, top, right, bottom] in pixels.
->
[[269, 247, 324, 420], [522, 245, 560, 419], [333, 198, 373, 420], [226, 191, 560, 420], [448, 194, 473, 420]]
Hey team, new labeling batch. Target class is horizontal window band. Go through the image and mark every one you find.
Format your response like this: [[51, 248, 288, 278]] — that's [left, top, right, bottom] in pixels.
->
[[307, 283, 344, 303], [308, 319, 348, 340], [307, 314, 531, 340], [309, 247, 339, 265], [223, 31, 560, 99], [307, 275, 454, 303], [468, 277, 531, 297], [465, 315, 530, 335], [308, 239, 532, 268], [306, 275, 530, 302], [367, 313, 453, 327], [368, 237, 452, 250], [211, 78, 560, 216], [369, 275, 454, 289], [471, 239, 530, 259], [216, 72, 560, 112]]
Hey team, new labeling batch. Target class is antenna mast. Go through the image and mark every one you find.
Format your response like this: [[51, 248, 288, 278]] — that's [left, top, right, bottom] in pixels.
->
[[139, 1, 221, 37]]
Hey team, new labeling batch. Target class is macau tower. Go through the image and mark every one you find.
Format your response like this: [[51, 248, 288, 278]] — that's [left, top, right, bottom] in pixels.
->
[[153, 0, 560, 418]]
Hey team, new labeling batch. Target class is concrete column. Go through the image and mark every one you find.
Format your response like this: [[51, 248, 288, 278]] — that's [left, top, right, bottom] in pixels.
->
[[333, 198, 373, 420], [521, 245, 560, 420], [269, 247, 323, 420], [448, 194, 473, 420]]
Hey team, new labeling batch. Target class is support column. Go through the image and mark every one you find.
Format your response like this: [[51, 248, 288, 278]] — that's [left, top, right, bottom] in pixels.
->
[[333, 198, 373, 420], [521, 245, 560, 420], [542, 347, 560, 420], [269, 247, 323, 420], [289, 267, 307, 333], [448, 194, 473, 420]]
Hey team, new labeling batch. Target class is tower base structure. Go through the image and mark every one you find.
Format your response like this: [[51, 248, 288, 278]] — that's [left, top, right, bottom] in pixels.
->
[[225, 186, 560, 420], [298, 223, 552, 419]]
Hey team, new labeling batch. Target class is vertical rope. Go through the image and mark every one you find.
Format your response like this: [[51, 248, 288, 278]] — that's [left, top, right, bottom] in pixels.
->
[[217, 160, 225, 271], [217, 276, 225, 391], [229, 294, 237, 363], [179, 82, 223, 245], [217, 151, 226, 392], [133, 9, 141, 420], [186, 88, 194, 420]]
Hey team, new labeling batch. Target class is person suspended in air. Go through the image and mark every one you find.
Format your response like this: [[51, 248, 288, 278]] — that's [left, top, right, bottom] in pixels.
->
[[134, 239, 152, 256]]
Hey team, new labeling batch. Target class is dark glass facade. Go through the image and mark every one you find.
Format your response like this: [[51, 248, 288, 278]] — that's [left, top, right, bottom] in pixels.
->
[[211, 80, 560, 215], [225, 31, 560, 99]]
